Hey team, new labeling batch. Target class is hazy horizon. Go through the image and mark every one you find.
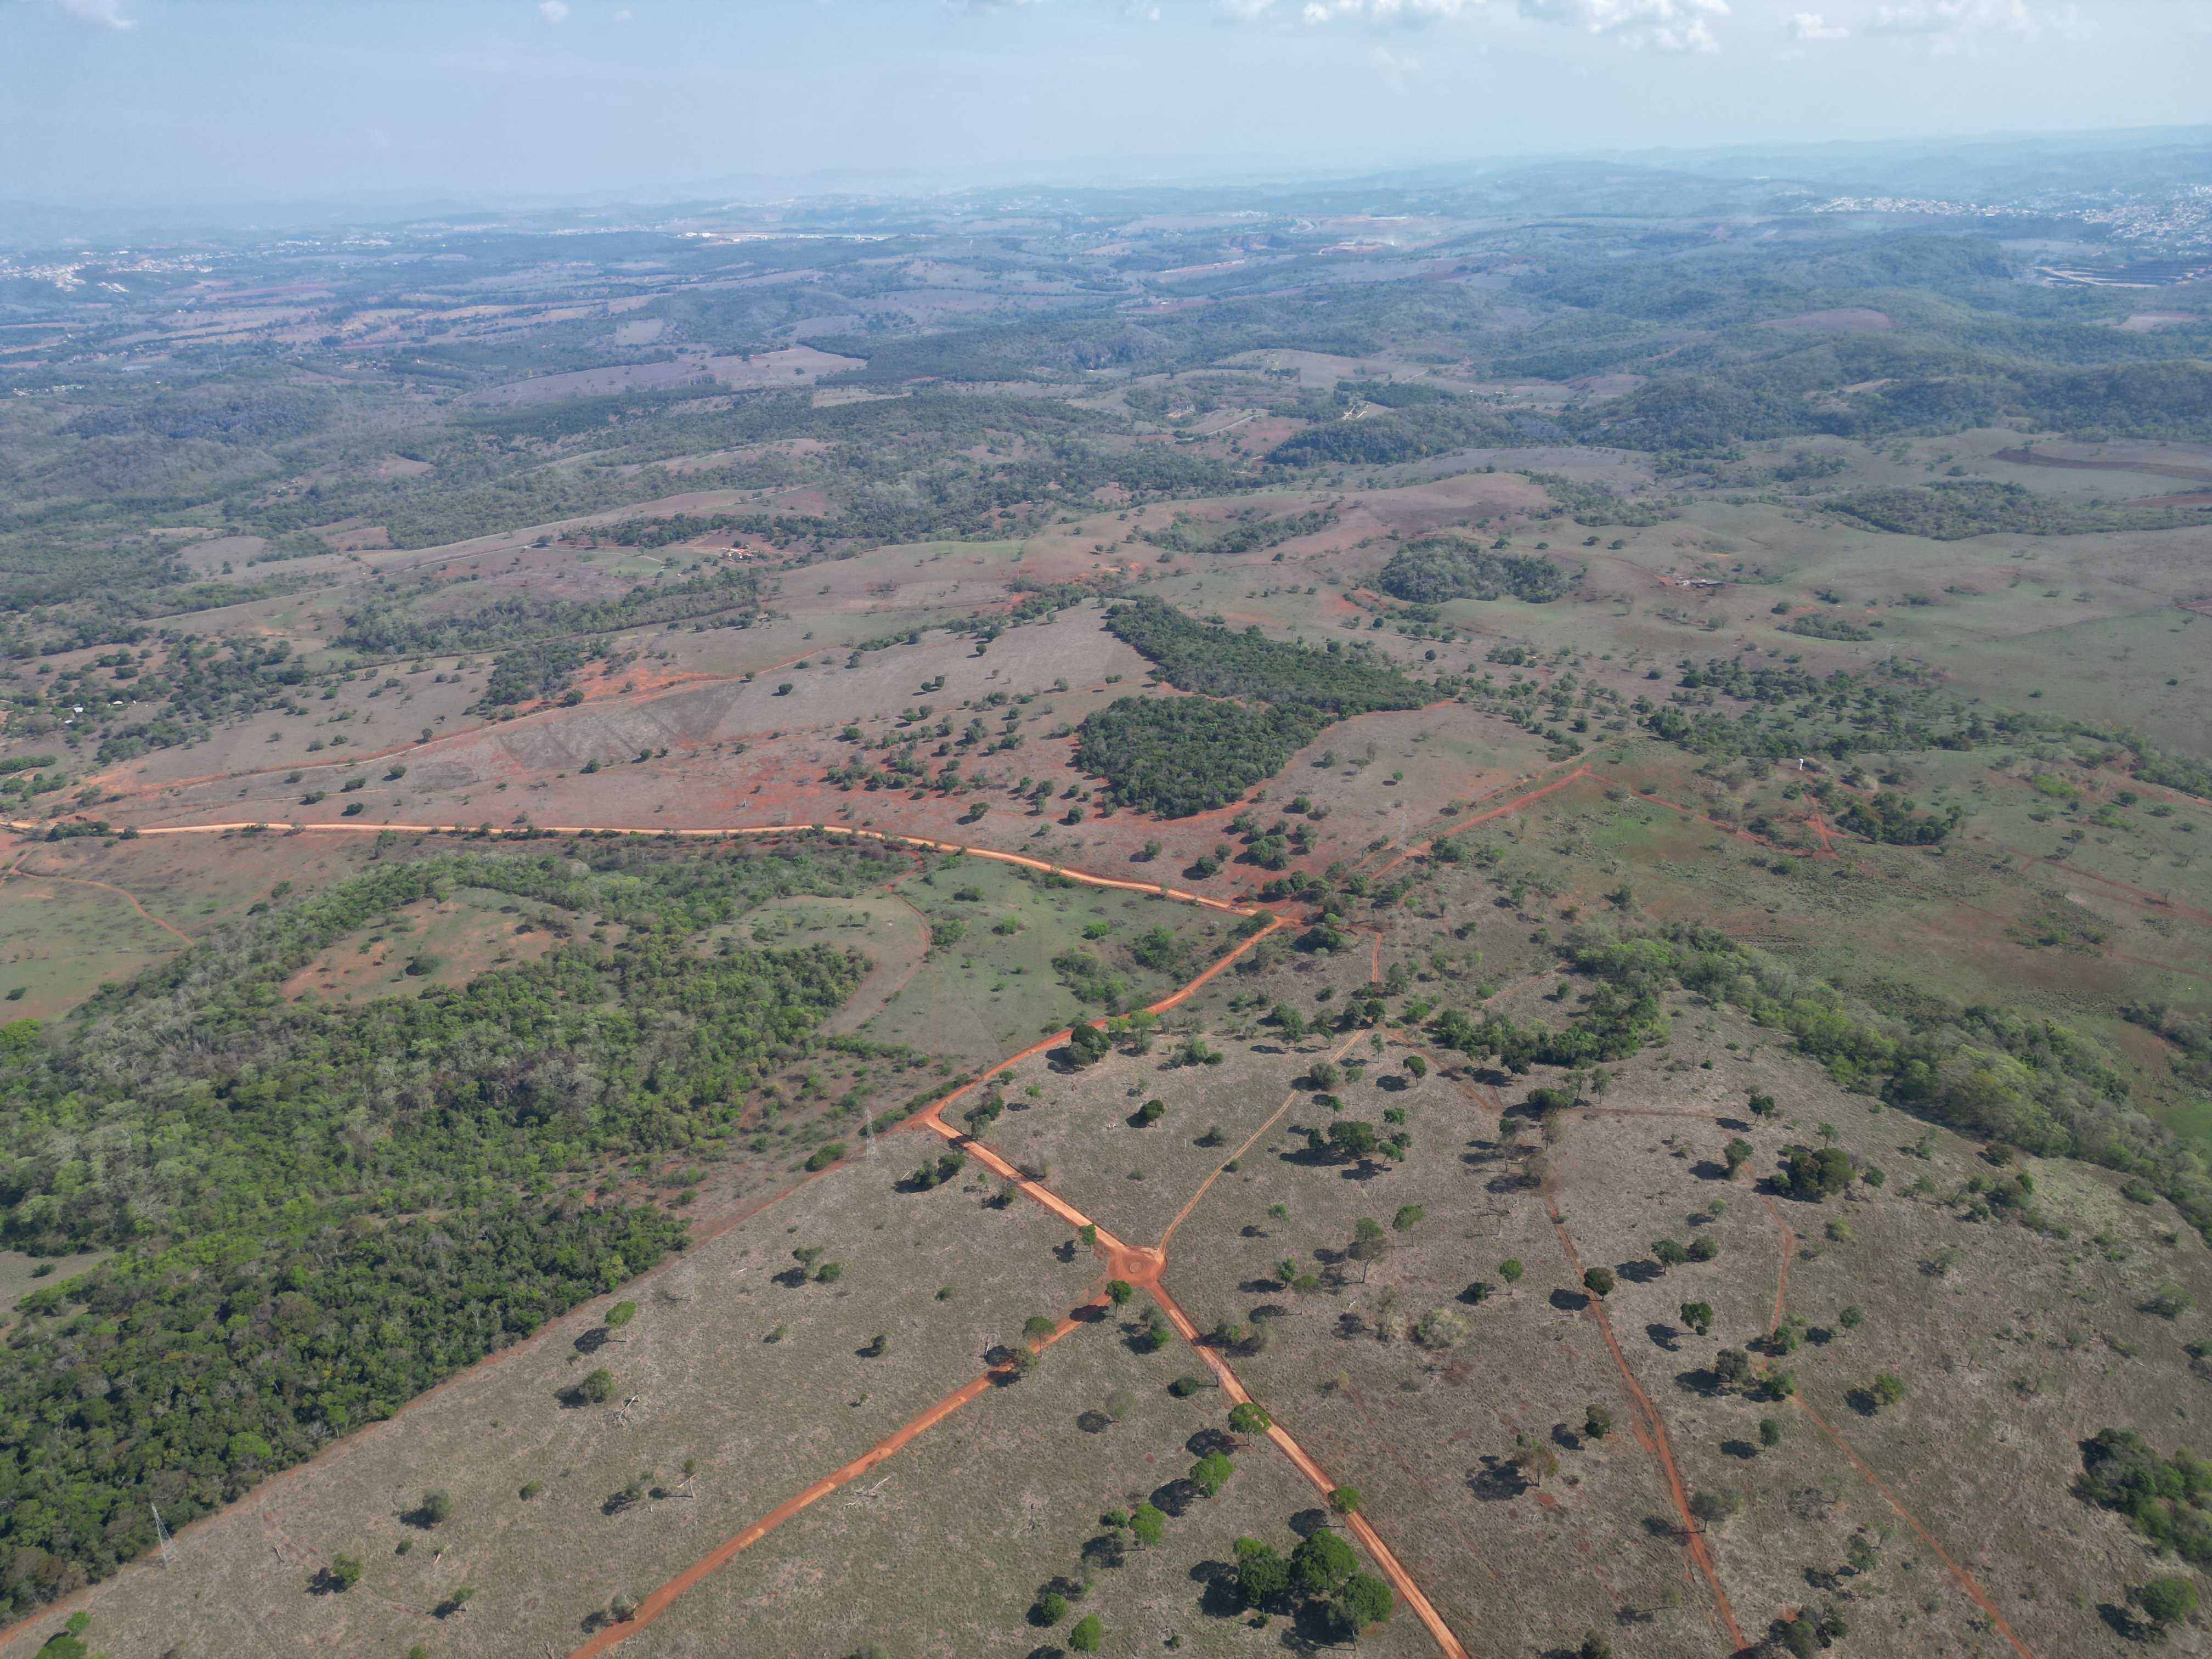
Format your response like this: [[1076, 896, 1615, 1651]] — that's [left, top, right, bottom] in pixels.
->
[[5, 0, 2207, 213]]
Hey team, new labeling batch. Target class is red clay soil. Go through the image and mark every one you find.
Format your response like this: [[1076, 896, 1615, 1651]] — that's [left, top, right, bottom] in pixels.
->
[[1544, 1197, 1749, 1652], [61, 816, 1272, 918], [567, 968, 1470, 1658], [1759, 1194, 1797, 1345], [1364, 761, 1594, 880], [1146, 1277, 1472, 1659], [564, 912, 1472, 1659], [566, 1311, 1097, 1659]]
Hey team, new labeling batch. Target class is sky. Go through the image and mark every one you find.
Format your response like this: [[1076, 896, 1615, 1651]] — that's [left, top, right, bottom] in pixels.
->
[[3, 0, 2207, 208]]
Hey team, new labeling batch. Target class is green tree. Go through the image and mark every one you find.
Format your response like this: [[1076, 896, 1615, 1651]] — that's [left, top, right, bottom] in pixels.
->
[[1723, 1137, 1754, 1178], [1107, 1278, 1133, 1305], [1233, 1537, 1291, 1607], [1229, 1402, 1272, 1436], [1338, 1571, 1395, 1630], [1190, 1451, 1235, 1497], [1499, 1258, 1524, 1285], [1023, 1314, 1058, 1342], [420, 1490, 454, 1526], [2140, 1575, 2199, 1632], [1582, 1266, 1615, 1299], [1069, 1613, 1104, 1652], [1679, 1301, 1714, 1336], [1036, 1590, 1069, 1625], [1329, 1485, 1363, 1517], [1330, 1120, 1379, 1162], [1293, 1529, 1358, 1596], [1869, 1372, 1906, 1410], [580, 1368, 614, 1403], [1130, 1503, 1165, 1550], [1584, 1404, 1613, 1441], [605, 1300, 637, 1328]]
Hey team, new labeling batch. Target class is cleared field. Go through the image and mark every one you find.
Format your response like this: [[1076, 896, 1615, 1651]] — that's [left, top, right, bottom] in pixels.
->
[[0, 1157, 1097, 1659], [624, 1310, 1433, 1659], [281, 884, 565, 1005]]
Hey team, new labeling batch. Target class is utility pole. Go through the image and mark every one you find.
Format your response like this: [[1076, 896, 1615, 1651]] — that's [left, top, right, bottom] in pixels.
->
[[151, 1503, 176, 1568]]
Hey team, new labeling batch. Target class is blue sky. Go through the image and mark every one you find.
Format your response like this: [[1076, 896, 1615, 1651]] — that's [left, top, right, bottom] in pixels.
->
[[4, 0, 2206, 206]]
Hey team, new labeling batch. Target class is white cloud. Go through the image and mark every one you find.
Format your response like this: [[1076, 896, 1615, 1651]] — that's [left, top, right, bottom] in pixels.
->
[[369, 127, 393, 151], [1221, 0, 1475, 25], [1517, 0, 1728, 50], [1866, 0, 2033, 36], [538, 0, 571, 22], [1787, 10, 1847, 38], [48, 0, 134, 30]]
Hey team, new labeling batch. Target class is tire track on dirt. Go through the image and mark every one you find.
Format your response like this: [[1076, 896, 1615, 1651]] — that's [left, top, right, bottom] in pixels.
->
[[3, 866, 195, 946], [1754, 1191, 2037, 1657], [565, 1313, 1099, 1659], [1542, 1195, 1748, 1652], [1789, 1396, 2039, 1659], [5, 817, 1269, 917]]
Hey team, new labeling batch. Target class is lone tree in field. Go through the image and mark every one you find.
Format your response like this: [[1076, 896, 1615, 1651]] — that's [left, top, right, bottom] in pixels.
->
[[1107, 1278, 1133, 1306], [1329, 1485, 1363, 1517], [2138, 1575, 2199, 1635], [420, 1490, 454, 1526], [1723, 1137, 1754, 1178], [1023, 1314, 1058, 1343], [581, 1367, 615, 1403], [1130, 1502, 1165, 1550], [1348, 1216, 1388, 1280], [1582, 1266, 1615, 1300], [1069, 1612, 1105, 1652], [1228, 1402, 1272, 1436], [1679, 1300, 1714, 1336], [1190, 1450, 1235, 1497]]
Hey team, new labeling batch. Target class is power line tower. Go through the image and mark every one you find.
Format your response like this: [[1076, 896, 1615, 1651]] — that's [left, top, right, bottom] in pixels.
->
[[150, 1503, 176, 1568]]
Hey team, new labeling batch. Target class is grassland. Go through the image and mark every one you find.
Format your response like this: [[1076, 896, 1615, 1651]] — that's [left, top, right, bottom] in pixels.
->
[[3, 178, 2210, 1659]]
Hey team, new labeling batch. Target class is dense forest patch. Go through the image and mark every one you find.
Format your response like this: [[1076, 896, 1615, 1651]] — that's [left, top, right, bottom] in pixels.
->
[[1824, 479, 2212, 538], [1375, 536, 1573, 605], [1102, 597, 1426, 715], [1138, 505, 1336, 557], [1073, 697, 1330, 819], [1075, 600, 1431, 816]]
